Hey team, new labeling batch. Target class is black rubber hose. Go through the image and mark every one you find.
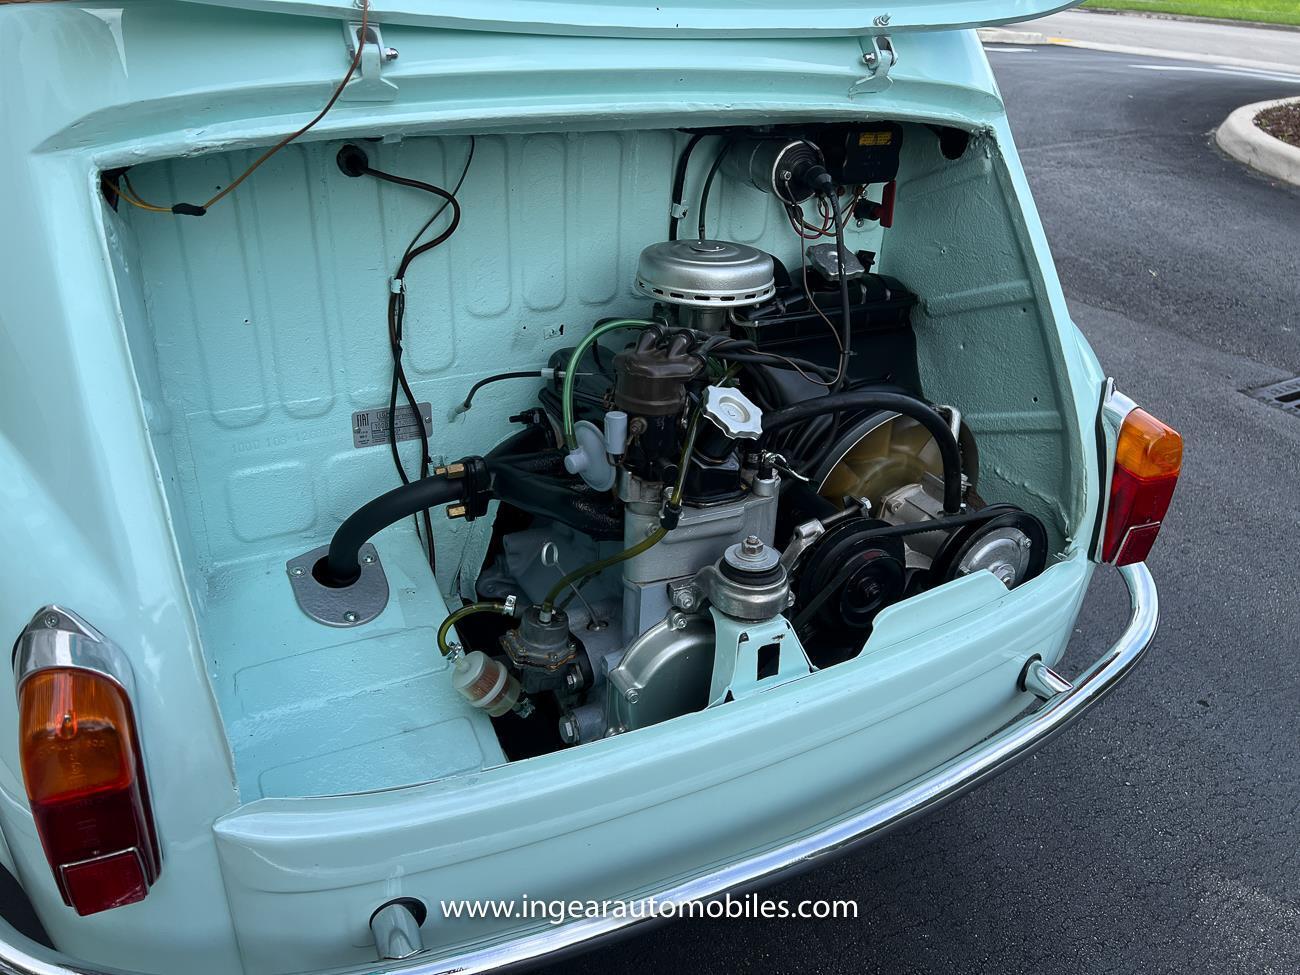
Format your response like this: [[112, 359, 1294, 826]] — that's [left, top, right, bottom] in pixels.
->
[[697, 141, 731, 240], [324, 474, 463, 585], [486, 456, 623, 540], [761, 392, 964, 513], [669, 132, 708, 241], [486, 422, 554, 461]]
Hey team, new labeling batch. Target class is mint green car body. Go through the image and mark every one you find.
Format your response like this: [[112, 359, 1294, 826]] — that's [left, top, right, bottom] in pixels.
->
[[0, 3, 1156, 974]]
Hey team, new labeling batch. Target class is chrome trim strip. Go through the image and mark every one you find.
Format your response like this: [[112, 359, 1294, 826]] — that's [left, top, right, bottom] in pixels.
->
[[11, 607, 136, 699], [0, 564, 1157, 975], [1101, 383, 1138, 428]]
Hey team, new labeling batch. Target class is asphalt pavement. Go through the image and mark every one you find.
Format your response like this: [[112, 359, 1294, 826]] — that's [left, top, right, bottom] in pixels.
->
[[1007, 8, 1300, 74], [542, 44, 1300, 975]]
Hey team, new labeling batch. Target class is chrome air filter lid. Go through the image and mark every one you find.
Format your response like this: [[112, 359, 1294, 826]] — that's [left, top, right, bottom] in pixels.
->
[[635, 239, 776, 308]]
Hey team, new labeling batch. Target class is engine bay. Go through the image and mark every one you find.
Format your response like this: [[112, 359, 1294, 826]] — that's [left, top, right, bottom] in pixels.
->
[[293, 125, 1047, 759], [106, 119, 1076, 795]]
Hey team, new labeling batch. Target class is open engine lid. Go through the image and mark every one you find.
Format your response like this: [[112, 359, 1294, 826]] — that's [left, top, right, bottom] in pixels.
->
[[174, 0, 1083, 37]]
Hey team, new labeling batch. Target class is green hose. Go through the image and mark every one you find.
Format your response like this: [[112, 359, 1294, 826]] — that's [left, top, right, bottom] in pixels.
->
[[541, 525, 667, 612], [436, 601, 515, 656], [562, 319, 655, 449], [541, 410, 703, 612]]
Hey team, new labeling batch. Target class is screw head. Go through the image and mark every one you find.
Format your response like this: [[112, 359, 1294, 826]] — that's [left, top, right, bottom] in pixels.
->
[[42, 613, 59, 628], [361, 552, 376, 565], [625, 688, 640, 704], [343, 611, 359, 624], [565, 670, 581, 690], [290, 566, 305, 577], [383, 47, 399, 61], [741, 535, 764, 556], [1018, 536, 1033, 550], [873, 13, 891, 26], [677, 591, 697, 610]]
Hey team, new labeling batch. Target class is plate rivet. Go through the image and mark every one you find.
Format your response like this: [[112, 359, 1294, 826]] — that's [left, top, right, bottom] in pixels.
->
[[344, 611, 359, 624]]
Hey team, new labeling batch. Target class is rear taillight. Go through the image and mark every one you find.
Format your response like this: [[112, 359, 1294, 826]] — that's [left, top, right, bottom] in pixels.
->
[[1102, 407, 1183, 565], [13, 608, 161, 916]]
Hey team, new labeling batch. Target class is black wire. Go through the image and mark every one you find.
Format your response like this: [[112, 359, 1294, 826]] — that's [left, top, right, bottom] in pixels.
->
[[363, 138, 475, 577], [668, 132, 707, 241], [707, 348, 836, 380], [403, 137, 476, 257], [459, 370, 545, 413], [697, 141, 732, 241], [827, 188, 853, 393]]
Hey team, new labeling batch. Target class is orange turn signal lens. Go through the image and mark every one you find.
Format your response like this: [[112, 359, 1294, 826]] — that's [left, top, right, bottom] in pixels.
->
[[20, 670, 137, 802], [1115, 408, 1183, 479]]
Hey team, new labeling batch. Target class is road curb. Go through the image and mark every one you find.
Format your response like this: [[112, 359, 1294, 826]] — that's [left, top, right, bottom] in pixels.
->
[[1077, 7, 1300, 35], [1215, 97, 1300, 187], [977, 27, 1048, 44]]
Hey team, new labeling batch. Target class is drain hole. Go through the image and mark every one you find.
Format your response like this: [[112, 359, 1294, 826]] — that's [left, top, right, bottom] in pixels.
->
[[312, 556, 359, 589]]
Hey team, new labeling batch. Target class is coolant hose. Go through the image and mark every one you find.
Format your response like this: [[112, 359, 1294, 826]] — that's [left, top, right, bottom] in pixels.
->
[[324, 473, 464, 585], [761, 392, 964, 513]]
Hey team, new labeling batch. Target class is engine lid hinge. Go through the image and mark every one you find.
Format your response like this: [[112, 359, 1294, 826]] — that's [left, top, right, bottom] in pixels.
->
[[850, 35, 896, 97], [342, 21, 399, 102]]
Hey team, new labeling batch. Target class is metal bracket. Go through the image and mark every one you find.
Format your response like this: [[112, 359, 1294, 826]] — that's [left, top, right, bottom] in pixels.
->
[[850, 35, 896, 96], [341, 21, 399, 102], [286, 543, 389, 627], [707, 609, 813, 706]]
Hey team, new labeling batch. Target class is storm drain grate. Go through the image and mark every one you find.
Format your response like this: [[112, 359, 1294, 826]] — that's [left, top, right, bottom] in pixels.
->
[[1248, 376, 1300, 416]]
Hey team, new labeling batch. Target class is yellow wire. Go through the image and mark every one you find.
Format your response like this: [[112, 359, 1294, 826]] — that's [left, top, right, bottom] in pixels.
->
[[113, 175, 171, 213], [109, 0, 370, 217]]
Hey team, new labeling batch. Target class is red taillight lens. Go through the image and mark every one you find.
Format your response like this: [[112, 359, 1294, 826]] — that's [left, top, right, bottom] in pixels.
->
[[1102, 408, 1183, 565], [18, 668, 160, 916]]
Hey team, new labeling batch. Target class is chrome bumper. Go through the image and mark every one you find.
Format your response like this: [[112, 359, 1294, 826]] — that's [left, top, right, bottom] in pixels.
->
[[0, 563, 1157, 975]]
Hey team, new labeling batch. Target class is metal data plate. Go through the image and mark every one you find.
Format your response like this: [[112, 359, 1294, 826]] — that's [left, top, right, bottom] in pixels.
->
[[352, 402, 432, 449]]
